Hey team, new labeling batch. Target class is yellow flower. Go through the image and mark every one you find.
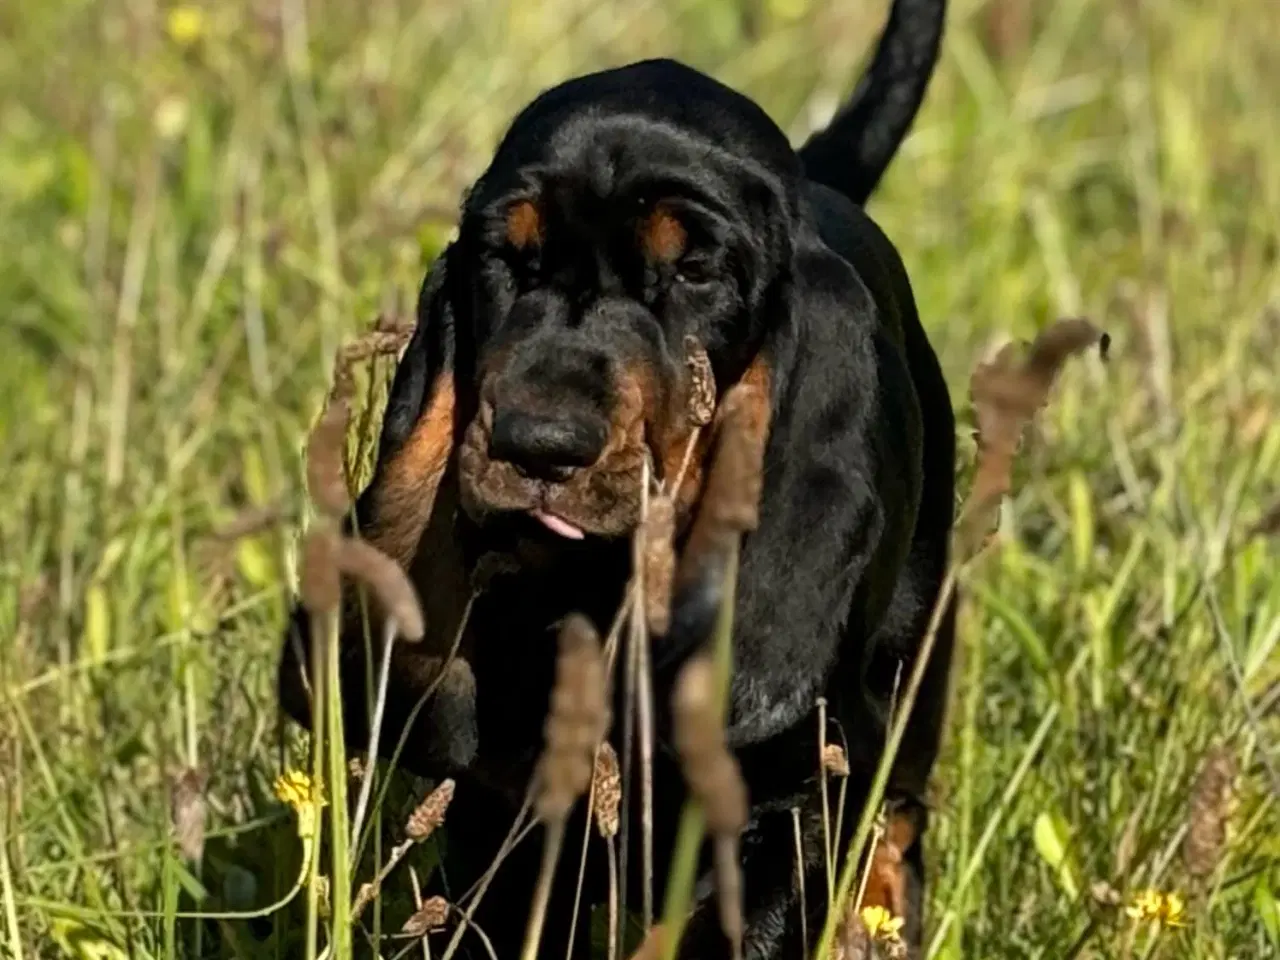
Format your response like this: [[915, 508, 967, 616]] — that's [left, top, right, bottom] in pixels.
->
[[273, 770, 327, 839], [166, 6, 205, 47], [1125, 889, 1188, 927], [860, 904, 905, 943]]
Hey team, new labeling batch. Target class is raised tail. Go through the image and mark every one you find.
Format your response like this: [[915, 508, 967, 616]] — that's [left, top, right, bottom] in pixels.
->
[[798, 0, 947, 205]]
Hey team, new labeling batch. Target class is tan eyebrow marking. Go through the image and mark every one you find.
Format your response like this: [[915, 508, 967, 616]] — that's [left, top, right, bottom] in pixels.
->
[[640, 205, 688, 264], [506, 200, 543, 249]]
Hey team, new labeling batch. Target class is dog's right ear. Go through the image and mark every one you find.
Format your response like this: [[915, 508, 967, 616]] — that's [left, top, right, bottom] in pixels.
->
[[278, 247, 478, 778], [369, 249, 457, 492], [355, 249, 459, 568]]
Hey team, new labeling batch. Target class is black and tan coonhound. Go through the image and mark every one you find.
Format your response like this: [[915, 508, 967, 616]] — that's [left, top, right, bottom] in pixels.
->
[[280, 0, 957, 955]]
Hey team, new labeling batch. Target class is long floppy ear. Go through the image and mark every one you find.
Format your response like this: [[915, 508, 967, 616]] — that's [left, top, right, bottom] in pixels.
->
[[278, 248, 479, 777], [700, 222, 925, 750], [355, 250, 459, 569]]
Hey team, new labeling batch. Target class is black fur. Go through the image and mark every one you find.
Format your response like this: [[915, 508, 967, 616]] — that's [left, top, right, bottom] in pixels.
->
[[279, 2, 954, 956]]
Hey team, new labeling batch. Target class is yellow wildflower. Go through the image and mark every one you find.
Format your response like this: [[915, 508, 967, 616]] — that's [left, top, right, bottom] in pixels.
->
[[860, 904, 905, 943], [273, 770, 327, 839], [166, 6, 205, 47], [1125, 889, 1188, 927]]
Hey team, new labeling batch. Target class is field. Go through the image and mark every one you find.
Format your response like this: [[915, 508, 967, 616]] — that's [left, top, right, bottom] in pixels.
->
[[2, 0, 1279, 957]]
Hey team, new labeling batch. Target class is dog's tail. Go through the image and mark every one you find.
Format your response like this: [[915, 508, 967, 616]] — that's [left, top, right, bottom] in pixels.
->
[[798, 0, 947, 205]]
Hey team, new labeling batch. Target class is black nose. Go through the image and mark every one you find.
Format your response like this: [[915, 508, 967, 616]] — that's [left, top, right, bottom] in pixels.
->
[[488, 408, 609, 479]]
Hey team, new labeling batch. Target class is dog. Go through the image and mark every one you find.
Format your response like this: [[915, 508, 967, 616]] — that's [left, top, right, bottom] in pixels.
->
[[279, 0, 956, 955]]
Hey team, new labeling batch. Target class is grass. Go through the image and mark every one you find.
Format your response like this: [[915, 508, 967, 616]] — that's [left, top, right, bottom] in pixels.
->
[[3, 0, 1279, 956]]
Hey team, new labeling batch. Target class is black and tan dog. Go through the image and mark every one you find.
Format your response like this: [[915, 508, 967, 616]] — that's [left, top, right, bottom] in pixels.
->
[[280, 0, 956, 955]]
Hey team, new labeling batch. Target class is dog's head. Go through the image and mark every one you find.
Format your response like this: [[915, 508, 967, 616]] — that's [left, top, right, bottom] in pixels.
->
[[441, 60, 798, 543]]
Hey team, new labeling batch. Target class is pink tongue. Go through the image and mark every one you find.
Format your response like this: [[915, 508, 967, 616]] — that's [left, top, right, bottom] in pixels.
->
[[532, 510, 585, 540]]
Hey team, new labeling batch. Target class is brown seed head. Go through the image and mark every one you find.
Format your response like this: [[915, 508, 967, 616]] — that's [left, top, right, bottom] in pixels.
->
[[170, 766, 208, 862], [592, 742, 622, 838], [822, 743, 850, 777], [643, 495, 676, 635], [684, 337, 717, 427], [1183, 744, 1237, 880], [307, 396, 352, 517], [406, 778, 456, 842], [959, 317, 1108, 557], [333, 536, 425, 641], [300, 527, 341, 615], [535, 614, 611, 822], [673, 656, 748, 836], [402, 895, 450, 937]]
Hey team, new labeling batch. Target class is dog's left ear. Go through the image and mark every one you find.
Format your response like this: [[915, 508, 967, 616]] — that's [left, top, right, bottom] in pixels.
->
[[664, 224, 924, 748]]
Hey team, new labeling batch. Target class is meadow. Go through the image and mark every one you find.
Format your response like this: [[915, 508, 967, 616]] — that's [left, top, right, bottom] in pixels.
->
[[1, 0, 1278, 957]]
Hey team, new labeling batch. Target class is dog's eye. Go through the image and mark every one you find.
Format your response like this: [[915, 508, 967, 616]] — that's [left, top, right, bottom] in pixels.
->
[[674, 253, 714, 285]]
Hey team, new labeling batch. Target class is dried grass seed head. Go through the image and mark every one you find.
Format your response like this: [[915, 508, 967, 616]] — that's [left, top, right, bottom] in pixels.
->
[[592, 742, 622, 838], [684, 336, 717, 427], [307, 395, 352, 518], [703, 383, 768, 533], [672, 655, 748, 836], [300, 527, 341, 615], [406, 778, 456, 841], [170, 766, 208, 862], [402, 895, 450, 937], [642, 494, 677, 634], [959, 317, 1108, 556], [535, 614, 611, 821], [334, 536, 425, 641], [822, 743, 850, 777], [1182, 744, 1237, 879]]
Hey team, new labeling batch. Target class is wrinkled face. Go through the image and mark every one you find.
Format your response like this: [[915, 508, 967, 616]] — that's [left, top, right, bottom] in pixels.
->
[[454, 113, 779, 542]]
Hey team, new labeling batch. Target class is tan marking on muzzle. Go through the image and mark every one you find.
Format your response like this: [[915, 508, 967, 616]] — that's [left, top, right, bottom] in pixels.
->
[[859, 808, 919, 919]]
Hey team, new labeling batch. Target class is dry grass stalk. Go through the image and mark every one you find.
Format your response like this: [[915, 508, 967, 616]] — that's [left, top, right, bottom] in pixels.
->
[[593, 743, 622, 839], [643, 495, 677, 635], [407, 778, 457, 842], [170, 766, 207, 863], [791, 807, 810, 958], [333, 537, 425, 641], [958, 317, 1109, 556], [402, 895, 450, 937], [673, 655, 747, 960], [1182, 744, 1237, 881], [817, 697, 835, 906]]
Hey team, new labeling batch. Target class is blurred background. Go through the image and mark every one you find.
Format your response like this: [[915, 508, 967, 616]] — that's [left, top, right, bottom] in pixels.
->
[[2, 0, 1278, 956]]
